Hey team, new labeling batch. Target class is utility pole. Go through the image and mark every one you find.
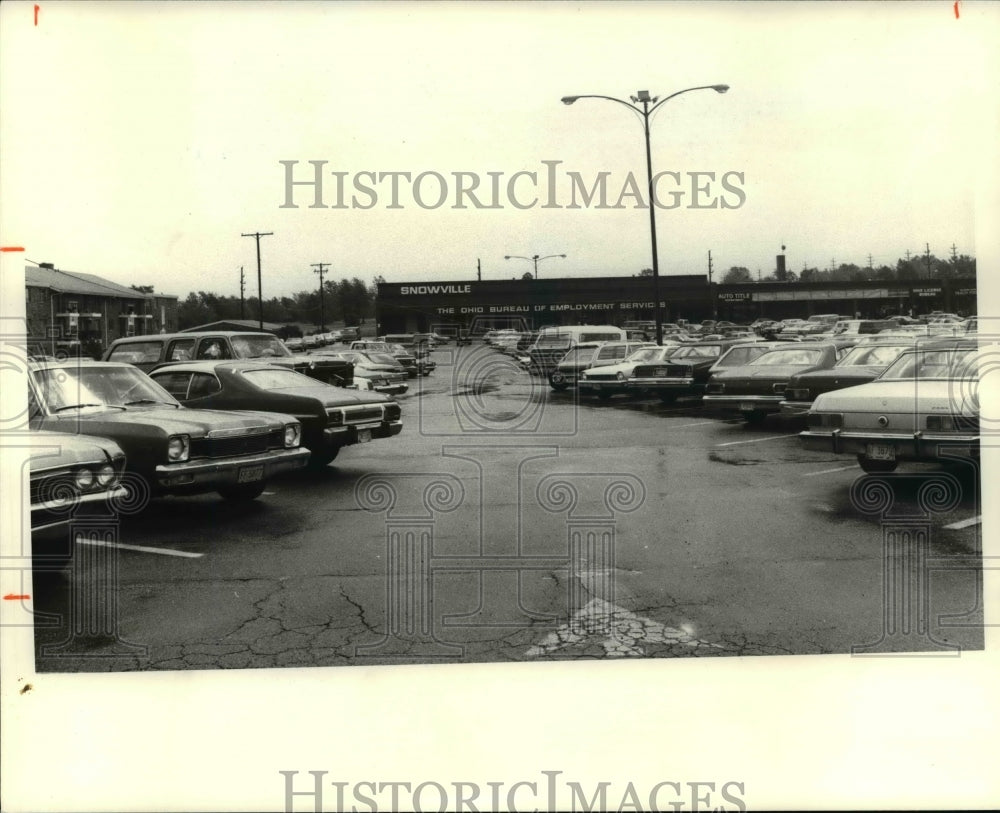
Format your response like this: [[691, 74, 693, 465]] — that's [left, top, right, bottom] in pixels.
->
[[477, 258, 481, 281], [707, 250, 716, 318], [241, 231, 273, 329], [924, 242, 932, 279], [311, 262, 330, 330], [707, 250, 713, 284], [950, 243, 958, 263], [905, 249, 912, 262], [239, 266, 246, 320], [867, 253, 873, 271]]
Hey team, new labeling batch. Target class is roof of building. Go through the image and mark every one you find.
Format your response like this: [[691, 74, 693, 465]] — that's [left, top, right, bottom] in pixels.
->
[[180, 319, 285, 333], [25, 265, 177, 300]]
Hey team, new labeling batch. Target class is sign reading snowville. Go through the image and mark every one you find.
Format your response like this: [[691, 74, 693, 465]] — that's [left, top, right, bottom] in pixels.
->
[[280, 771, 747, 812]]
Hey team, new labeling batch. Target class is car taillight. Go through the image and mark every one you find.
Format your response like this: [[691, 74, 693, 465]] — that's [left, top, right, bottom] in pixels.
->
[[807, 413, 843, 428], [787, 387, 810, 400], [705, 383, 724, 394], [772, 382, 788, 394]]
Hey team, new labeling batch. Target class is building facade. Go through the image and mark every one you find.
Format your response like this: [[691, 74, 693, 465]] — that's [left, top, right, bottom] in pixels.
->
[[375, 274, 977, 334], [25, 264, 178, 357]]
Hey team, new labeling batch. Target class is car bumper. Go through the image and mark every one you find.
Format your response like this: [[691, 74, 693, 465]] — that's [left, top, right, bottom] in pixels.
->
[[322, 420, 403, 448], [578, 380, 628, 394], [373, 383, 409, 395], [155, 447, 310, 491], [799, 429, 979, 460], [31, 485, 130, 533], [702, 395, 784, 413], [628, 377, 695, 391], [779, 400, 814, 416]]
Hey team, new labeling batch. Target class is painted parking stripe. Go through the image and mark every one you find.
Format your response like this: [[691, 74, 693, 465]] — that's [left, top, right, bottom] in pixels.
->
[[803, 465, 859, 477], [943, 515, 982, 531], [77, 538, 205, 558], [715, 434, 799, 447]]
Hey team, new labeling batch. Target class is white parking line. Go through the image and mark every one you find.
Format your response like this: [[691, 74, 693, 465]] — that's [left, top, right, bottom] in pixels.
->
[[77, 538, 205, 558], [715, 434, 799, 447], [943, 515, 982, 531], [803, 465, 859, 477]]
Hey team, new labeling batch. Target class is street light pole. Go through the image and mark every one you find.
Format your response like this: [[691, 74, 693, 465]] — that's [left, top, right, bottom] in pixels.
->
[[504, 253, 566, 279], [561, 85, 729, 345]]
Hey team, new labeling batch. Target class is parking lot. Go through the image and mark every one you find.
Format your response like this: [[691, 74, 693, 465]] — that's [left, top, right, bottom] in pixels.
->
[[32, 344, 984, 671]]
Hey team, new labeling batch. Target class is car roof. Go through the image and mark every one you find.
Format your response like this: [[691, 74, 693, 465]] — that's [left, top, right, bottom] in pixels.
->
[[149, 360, 296, 375], [109, 331, 279, 342]]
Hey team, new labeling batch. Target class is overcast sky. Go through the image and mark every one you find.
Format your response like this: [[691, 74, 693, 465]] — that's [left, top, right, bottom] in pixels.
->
[[2, 1, 998, 300]]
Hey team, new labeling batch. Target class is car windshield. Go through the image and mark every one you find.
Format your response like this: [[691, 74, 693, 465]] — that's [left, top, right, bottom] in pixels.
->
[[671, 345, 722, 359], [560, 346, 597, 363], [717, 346, 768, 367], [878, 347, 979, 380], [537, 334, 572, 349], [835, 344, 909, 368], [369, 353, 400, 366], [34, 365, 179, 410], [627, 347, 668, 362], [230, 335, 293, 359], [241, 368, 318, 389], [751, 347, 825, 366]]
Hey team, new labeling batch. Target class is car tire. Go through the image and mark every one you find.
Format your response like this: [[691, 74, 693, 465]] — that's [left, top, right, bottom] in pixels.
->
[[856, 455, 898, 473], [549, 381, 568, 392], [308, 447, 340, 467], [218, 482, 267, 501], [743, 410, 766, 425]]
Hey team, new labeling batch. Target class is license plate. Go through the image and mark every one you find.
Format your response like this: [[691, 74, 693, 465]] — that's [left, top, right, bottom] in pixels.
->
[[740, 402, 755, 411], [357, 429, 372, 443], [866, 443, 896, 461], [238, 465, 264, 483], [653, 367, 668, 376]]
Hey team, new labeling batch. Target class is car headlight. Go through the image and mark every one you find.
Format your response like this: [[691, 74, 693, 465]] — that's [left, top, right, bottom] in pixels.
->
[[772, 382, 789, 395], [616, 371, 626, 381], [705, 382, 724, 395], [284, 423, 301, 448], [74, 467, 95, 490], [167, 434, 190, 462], [96, 464, 116, 487], [787, 387, 810, 400]]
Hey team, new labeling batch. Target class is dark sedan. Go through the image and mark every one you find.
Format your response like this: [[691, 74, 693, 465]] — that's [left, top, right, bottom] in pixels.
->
[[779, 340, 916, 416], [703, 343, 842, 423], [150, 361, 402, 466], [28, 360, 309, 501]]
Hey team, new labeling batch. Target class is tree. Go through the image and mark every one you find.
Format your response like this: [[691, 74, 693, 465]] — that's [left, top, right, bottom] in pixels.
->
[[721, 266, 752, 284], [521, 272, 533, 280], [638, 268, 654, 277], [130, 284, 155, 294]]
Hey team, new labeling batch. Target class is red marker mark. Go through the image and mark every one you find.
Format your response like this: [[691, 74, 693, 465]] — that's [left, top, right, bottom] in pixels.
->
[[954, 1, 960, 18], [4, 594, 31, 600], [35, 5, 40, 26], [1, 246, 27, 252]]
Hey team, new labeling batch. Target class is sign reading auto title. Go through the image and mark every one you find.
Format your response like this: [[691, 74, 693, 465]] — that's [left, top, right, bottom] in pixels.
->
[[395, 285, 661, 314]]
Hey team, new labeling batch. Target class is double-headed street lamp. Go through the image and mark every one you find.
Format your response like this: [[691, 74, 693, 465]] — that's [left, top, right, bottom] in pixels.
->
[[504, 253, 566, 279], [561, 85, 729, 345]]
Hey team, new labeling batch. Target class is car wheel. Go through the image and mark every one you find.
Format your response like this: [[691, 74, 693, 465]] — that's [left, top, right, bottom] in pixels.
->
[[856, 455, 898, 473], [743, 410, 766, 425], [308, 448, 340, 467], [549, 380, 568, 391], [218, 482, 267, 501]]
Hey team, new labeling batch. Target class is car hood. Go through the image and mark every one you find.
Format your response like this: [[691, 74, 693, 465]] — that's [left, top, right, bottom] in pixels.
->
[[29, 430, 124, 468], [788, 366, 883, 387], [53, 405, 288, 437]]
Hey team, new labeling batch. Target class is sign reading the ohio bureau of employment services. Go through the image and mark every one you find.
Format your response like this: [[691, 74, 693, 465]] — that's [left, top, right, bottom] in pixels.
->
[[434, 301, 666, 315]]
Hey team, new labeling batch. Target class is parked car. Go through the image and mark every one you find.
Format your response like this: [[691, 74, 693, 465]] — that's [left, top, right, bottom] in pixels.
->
[[105, 332, 354, 387], [315, 350, 411, 392], [707, 341, 790, 375], [578, 344, 682, 399], [149, 361, 402, 467], [780, 340, 917, 416], [529, 325, 627, 374], [548, 340, 653, 391], [27, 360, 309, 501], [703, 342, 842, 423], [626, 339, 752, 403], [349, 340, 427, 377], [29, 430, 128, 566], [800, 341, 982, 473], [284, 337, 305, 352]]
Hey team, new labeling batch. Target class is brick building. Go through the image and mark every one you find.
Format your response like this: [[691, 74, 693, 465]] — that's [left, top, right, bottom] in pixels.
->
[[25, 263, 178, 357]]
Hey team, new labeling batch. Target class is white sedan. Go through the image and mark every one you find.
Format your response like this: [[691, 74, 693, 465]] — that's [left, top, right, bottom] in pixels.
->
[[799, 342, 982, 472], [577, 344, 680, 399]]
